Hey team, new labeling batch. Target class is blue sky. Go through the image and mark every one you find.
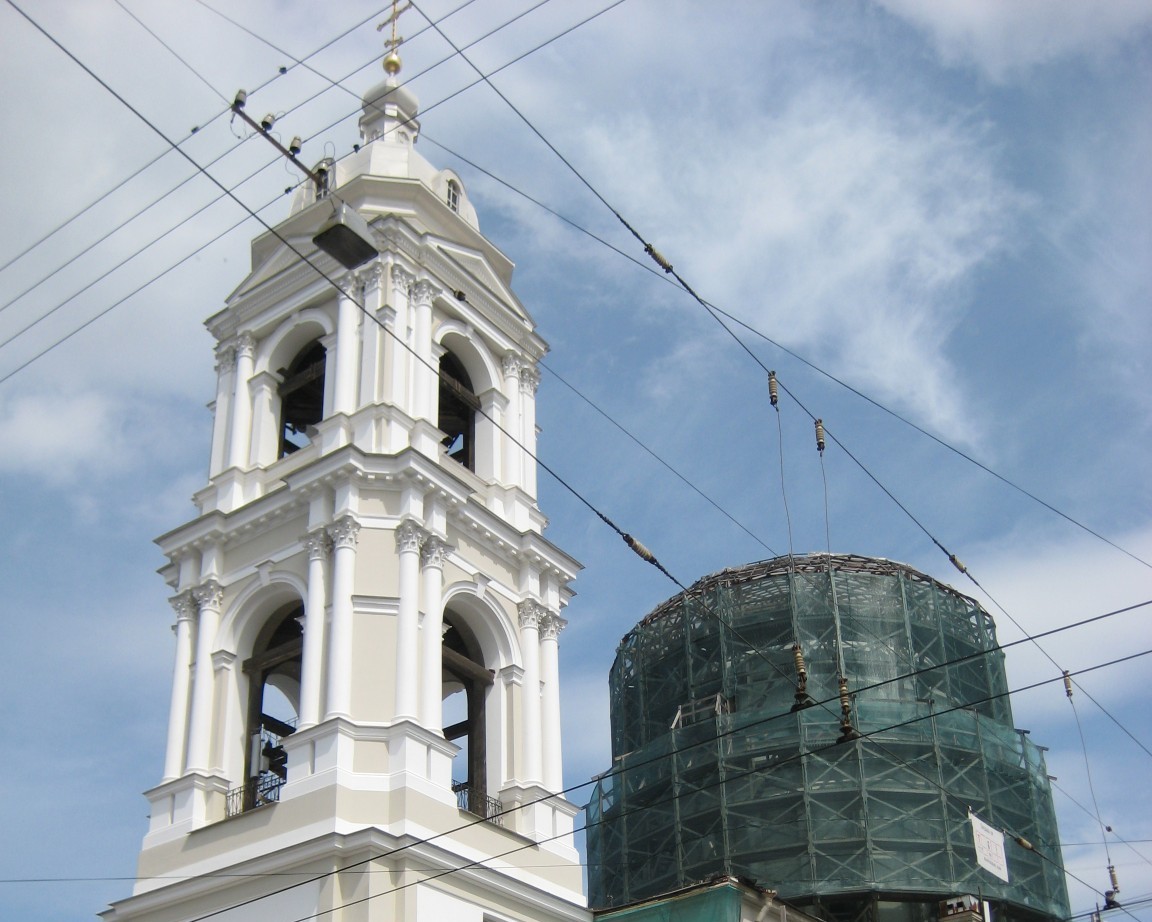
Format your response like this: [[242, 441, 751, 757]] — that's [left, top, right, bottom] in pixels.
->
[[0, 1, 1149, 920]]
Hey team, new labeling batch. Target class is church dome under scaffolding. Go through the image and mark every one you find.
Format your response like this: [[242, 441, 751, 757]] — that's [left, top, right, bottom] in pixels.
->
[[586, 553, 1069, 922]]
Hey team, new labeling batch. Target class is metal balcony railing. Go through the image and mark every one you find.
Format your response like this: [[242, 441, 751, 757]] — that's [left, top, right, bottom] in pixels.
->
[[225, 771, 284, 817], [452, 781, 504, 825]]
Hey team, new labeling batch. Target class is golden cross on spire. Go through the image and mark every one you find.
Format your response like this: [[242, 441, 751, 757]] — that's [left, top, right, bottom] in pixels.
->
[[377, 0, 412, 75]]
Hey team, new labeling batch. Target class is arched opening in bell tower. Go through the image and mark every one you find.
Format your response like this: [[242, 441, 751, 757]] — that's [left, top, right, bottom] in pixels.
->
[[278, 341, 326, 457], [235, 602, 302, 814], [442, 609, 496, 819], [438, 351, 478, 470]]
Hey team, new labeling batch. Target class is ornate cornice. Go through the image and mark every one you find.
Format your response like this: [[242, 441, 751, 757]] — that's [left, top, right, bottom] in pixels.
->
[[192, 579, 224, 614], [329, 515, 361, 549], [303, 529, 332, 560], [540, 611, 568, 641], [420, 534, 452, 569], [395, 519, 427, 554]]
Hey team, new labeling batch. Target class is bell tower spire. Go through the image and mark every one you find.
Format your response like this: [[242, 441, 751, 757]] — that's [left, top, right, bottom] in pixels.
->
[[103, 32, 586, 922]]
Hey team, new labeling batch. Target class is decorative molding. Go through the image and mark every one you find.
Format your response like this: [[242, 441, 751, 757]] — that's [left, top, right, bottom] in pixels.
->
[[212, 650, 237, 671], [420, 534, 452, 569], [303, 529, 333, 561], [328, 515, 361, 550], [540, 611, 568, 641], [395, 519, 427, 554], [169, 591, 196, 623], [192, 579, 224, 614], [517, 599, 545, 630]]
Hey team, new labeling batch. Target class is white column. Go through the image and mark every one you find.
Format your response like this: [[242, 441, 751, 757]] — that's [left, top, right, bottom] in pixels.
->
[[410, 280, 437, 422], [520, 363, 540, 497], [325, 516, 360, 720], [359, 263, 384, 408], [419, 535, 451, 731], [248, 371, 281, 466], [333, 274, 362, 416], [185, 580, 224, 774], [162, 592, 196, 781], [209, 343, 235, 477], [299, 529, 331, 728], [502, 353, 522, 487], [226, 333, 255, 471], [518, 600, 543, 785], [540, 611, 567, 792], [395, 519, 426, 720], [388, 265, 414, 417]]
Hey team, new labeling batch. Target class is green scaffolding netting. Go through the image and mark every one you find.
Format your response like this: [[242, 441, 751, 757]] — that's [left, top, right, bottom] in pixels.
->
[[587, 555, 1068, 922]]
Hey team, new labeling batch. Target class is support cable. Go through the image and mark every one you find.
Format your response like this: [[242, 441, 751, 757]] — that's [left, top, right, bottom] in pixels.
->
[[111, 0, 231, 104], [0, 3, 389, 281], [188, 649, 1152, 922]]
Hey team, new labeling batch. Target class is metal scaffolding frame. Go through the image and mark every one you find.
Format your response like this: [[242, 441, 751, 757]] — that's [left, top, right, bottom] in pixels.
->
[[587, 555, 1068, 922]]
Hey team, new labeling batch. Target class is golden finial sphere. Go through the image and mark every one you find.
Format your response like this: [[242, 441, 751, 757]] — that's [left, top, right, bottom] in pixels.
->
[[383, 51, 402, 75]]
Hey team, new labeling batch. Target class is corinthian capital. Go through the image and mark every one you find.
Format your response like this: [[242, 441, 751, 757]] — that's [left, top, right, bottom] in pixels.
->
[[214, 342, 237, 374], [517, 599, 545, 630], [234, 332, 256, 360], [192, 579, 224, 614], [502, 352, 522, 379], [540, 611, 568, 641], [169, 590, 196, 623], [303, 529, 333, 560], [395, 519, 427, 554], [329, 515, 361, 549], [338, 272, 362, 298], [519, 364, 540, 396], [410, 279, 438, 307], [391, 264, 415, 292], [420, 534, 452, 569]]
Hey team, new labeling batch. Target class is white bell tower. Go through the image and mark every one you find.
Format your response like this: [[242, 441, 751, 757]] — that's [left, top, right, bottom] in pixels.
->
[[103, 48, 586, 922]]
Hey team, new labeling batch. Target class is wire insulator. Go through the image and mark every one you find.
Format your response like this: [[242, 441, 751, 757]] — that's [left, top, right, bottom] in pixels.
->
[[1109, 865, 1119, 892], [838, 675, 851, 715], [1015, 835, 1035, 852], [768, 371, 779, 407], [623, 533, 655, 563], [1063, 670, 1074, 698], [949, 553, 968, 575], [792, 643, 807, 679], [644, 244, 673, 274], [815, 419, 826, 454]]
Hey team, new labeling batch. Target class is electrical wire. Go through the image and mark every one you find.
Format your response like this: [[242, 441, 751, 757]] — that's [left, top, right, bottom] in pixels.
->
[[183, 648, 1152, 922], [409, 0, 1152, 776], [111, 0, 230, 104], [0, 4, 389, 283], [0, 0, 607, 369], [8, 6, 1148, 916]]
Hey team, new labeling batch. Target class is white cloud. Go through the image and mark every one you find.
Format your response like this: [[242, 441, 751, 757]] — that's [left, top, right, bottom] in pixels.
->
[[876, 0, 1152, 79], [578, 80, 1022, 448]]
